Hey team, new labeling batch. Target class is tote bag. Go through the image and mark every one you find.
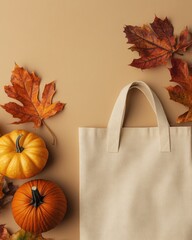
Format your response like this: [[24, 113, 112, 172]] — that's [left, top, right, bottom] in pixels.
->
[[79, 81, 192, 240]]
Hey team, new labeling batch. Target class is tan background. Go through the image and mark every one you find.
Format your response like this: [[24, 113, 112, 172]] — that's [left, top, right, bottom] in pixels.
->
[[0, 0, 191, 239]]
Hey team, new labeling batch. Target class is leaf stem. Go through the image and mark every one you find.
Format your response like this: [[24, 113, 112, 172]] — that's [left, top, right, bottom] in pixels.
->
[[42, 120, 57, 145], [175, 52, 184, 56]]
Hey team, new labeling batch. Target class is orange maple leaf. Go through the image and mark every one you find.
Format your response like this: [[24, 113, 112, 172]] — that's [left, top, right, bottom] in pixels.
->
[[1, 64, 65, 128], [124, 16, 192, 69], [166, 58, 192, 123]]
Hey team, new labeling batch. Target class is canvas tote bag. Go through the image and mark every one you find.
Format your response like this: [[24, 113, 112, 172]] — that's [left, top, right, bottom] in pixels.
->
[[79, 81, 192, 240]]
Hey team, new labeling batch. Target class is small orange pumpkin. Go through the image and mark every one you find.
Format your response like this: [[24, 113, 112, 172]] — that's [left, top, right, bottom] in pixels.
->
[[12, 179, 67, 234], [0, 130, 48, 179]]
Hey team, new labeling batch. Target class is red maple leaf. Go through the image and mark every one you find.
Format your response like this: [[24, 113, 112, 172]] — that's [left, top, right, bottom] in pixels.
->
[[167, 58, 192, 123], [124, 16, 192, 69]]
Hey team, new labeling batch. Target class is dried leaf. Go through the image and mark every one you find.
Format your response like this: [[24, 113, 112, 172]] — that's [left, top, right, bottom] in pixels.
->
[[10, 229, 52, 240], [0, 174, 4, 199], [1, 64, 65, 128], [177, 27, 192, 52], [0, 175, 17, 209], [166, 58, 192, 123], [124, 16, 192, 69], [0, 225, 10, 240]]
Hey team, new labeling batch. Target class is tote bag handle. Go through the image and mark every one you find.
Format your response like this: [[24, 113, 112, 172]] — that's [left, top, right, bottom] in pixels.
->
[[107, 81, 171, 153]]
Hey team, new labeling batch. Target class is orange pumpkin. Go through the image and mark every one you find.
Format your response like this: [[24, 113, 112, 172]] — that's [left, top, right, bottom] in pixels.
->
[[12, 179, 67, 234], [0, 130, 48, 179]]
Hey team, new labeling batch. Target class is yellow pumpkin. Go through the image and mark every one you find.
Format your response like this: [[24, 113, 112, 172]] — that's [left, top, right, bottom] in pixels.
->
[[0, 130, 49, 179]]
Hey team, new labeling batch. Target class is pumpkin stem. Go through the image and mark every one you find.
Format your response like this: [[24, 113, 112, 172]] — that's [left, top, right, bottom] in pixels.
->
[[31, 186, 44, 207], [16, 134, 24, 153]]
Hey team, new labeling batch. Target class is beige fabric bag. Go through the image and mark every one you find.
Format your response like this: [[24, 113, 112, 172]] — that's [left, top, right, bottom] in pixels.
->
[[79, 81, 192, 240]]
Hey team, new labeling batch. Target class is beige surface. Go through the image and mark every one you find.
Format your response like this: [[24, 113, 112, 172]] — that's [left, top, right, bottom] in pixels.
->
[[0, 0, 191, 239]]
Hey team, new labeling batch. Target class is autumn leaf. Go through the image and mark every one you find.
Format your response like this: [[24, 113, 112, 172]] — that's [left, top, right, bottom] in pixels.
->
[[1, 64, 65, 128], [177, 27, 192, 52], [0, 225, 10, 240], [10, 229, 52, 240], [166, 58, 192, 123], [124, 16, 192, 69], [0, 175, 17, 209], [0, 174, 4, 199]]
